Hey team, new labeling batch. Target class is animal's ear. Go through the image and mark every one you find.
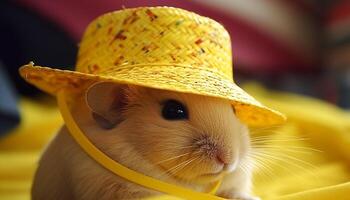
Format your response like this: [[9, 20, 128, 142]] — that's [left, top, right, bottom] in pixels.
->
[[86, 82, 128, 129]]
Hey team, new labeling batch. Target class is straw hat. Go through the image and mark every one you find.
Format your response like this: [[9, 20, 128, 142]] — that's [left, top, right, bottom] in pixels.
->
[[19, 6, 285, 127]]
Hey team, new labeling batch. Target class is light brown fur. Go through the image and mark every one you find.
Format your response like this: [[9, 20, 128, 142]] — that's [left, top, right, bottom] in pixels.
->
[[32, 82, 258, 200]]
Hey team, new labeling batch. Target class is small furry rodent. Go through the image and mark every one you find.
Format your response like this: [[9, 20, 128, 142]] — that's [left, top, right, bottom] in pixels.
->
[[32, 82, 259, 200]]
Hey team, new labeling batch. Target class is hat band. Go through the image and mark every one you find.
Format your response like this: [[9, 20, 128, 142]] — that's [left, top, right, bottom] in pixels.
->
[[57, 90, 224, 199]]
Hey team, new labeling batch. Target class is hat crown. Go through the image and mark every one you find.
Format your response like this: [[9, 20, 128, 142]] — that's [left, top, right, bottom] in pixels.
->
[[19, 7, 286, 127], [76, 7, 233, 80]]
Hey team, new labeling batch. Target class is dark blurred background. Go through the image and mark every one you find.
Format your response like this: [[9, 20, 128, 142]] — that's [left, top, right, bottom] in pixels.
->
[[1, 0, 350, 135]]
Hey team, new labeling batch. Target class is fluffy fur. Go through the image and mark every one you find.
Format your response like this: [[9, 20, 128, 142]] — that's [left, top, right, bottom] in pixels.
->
[[32, 82, 258, 200]]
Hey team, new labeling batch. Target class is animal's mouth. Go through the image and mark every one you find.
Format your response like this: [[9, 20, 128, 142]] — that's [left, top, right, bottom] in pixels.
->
[[200, 171, 223, 177]]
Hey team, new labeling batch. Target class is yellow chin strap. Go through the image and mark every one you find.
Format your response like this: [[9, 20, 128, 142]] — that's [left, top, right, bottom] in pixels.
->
[[57, 90, 224, 200]]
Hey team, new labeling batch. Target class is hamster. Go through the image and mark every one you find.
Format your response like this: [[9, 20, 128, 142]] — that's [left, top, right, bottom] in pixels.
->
[[32, 82, 259, 200]]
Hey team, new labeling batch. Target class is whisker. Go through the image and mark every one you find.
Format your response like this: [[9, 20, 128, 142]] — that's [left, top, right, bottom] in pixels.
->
[[249, 153, 306, 179], [249, 125, 283, 132], [172, 156, 200, 174], [163, 156, 200, 177], [251, 138, 309, 143], [251, 134, 305, 138], [257, 150, 317, 169], [251, 135, 308, 140], [153, 145, 195, 153], [159, 159, 192, 178], [251, 157, 275, 178], [238, 163, 250, 177], [251, 145, 322, 153], [154, 152, 192, 165], [250, 150, 318, 179], [159, 152, 201, 178], [253, 147, 313, 155]]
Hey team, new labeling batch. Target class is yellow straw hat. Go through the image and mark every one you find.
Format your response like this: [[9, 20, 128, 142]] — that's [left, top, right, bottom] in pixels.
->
[[19, 6, 285, 127]]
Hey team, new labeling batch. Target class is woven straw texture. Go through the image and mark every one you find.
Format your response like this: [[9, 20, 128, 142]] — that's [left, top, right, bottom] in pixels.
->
[[19, 6, 285, 127]]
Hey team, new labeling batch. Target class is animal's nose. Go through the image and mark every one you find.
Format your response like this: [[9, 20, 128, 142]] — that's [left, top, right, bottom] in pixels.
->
[[216, 150, 238, 172], [216, 150, 231, 165]]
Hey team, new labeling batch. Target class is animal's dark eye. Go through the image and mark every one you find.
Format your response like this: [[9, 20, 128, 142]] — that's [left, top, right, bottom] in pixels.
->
[[162, 100, 188, 120]]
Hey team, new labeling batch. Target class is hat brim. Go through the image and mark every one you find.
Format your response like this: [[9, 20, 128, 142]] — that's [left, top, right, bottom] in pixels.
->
[[19, 63, 286, 127]]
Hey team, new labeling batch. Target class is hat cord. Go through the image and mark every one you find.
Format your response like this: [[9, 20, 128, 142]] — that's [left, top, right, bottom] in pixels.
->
[[57, 90, 224, 200]]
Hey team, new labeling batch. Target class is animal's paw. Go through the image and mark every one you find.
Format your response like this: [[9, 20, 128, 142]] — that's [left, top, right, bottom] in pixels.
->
[[219, 191, 260, 200], [229, 194, 260, 200]]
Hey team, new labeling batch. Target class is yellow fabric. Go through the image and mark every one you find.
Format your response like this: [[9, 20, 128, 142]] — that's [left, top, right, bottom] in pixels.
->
[[1, 83, 349, 200], [56, 90, 222, 199], [19, 7, 286, 127]]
